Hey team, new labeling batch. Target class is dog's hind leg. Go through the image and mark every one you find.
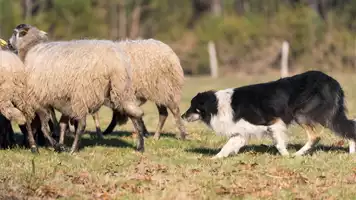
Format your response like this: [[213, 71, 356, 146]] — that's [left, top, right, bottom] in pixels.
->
[[349, 139, 356, 153], [268, 119, 289, 156], [294, 125, 320, 156], [212, 135, 247, 159], [349, 119, 356, 154]]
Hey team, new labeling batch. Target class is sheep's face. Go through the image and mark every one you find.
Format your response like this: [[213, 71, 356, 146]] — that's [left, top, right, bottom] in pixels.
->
[[8, 24, 48, 52]]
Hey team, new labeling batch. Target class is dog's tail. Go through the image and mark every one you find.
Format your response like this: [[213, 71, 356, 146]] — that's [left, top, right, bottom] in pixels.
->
[[328, 96, 356, 141]]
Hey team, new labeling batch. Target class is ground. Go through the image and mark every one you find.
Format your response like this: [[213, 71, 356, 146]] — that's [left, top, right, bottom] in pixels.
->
[[1, 72, 356, 200]]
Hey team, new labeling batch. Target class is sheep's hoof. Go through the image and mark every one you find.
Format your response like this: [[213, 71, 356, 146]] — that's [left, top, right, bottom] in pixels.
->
[[30, 146, 39, 154], [90, 132, 104, 140], [69, 149, 77, 155], [136, 146, 144, 153], [54, 144, 64, 153], [143, 132, 150, 138], [153, 134, 160, 140], [97, 133, 104, 140], [56, 144, 69, 153], [176, 134, 186, 140]]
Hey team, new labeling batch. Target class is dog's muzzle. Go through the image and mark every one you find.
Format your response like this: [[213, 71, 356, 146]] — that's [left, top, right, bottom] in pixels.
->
[[181, 112, 200, 122]]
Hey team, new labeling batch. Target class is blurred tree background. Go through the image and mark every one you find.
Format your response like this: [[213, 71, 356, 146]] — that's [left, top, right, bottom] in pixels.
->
[[0, 0, 355, 75]]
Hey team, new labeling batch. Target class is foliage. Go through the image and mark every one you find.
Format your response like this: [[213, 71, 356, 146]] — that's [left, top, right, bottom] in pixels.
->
[[0, 0, 355, 74]]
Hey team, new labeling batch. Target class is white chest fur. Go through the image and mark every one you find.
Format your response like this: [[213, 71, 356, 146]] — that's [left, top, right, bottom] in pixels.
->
[[209, 89, 269, 138]]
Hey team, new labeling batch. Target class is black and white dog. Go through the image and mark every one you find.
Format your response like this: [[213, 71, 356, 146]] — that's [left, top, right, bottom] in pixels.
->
[[182, 71, 356, 158]]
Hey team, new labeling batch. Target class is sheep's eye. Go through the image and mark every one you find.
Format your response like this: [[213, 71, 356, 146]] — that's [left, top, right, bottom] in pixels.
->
[[19, 30, 27, 37]]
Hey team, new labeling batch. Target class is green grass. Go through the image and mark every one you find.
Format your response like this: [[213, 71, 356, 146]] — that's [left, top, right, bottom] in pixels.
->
[[2, 72, 356, 199]]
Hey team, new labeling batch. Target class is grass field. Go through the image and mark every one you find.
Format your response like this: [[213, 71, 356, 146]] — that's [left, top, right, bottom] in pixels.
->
[[2, 72, 356, 200]]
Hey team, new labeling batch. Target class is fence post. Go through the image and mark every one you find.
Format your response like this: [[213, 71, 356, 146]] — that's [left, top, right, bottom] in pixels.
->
[[208, 41, 218, 78], [280, 41, 289, 78]]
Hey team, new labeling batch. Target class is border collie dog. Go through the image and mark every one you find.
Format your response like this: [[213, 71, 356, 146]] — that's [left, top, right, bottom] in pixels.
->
[[182, 71, 356, 159]]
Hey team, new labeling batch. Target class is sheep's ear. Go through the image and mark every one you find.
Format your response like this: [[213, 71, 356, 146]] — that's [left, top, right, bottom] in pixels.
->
[[39, 30, 47, 36], [18, 27, 30, 37], [0, 39, 7, 47]]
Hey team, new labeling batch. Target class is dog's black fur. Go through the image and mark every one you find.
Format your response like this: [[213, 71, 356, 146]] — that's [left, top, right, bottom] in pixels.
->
[[182, 70, 356, 141]]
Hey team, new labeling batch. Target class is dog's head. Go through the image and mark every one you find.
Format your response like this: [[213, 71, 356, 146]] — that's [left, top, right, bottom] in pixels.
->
[[181, 90, 218, 123]]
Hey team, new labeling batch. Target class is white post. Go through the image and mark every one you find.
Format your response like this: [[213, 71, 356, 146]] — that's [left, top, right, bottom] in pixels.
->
[[280, 41, 289, 78], [208, 41, 218, 78]]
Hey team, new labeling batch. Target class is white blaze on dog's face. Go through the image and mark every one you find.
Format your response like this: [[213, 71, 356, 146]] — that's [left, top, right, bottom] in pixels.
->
[[182, 108, 201, 122]]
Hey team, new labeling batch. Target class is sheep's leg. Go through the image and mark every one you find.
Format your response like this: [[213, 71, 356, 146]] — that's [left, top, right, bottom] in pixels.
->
[[37, 110, 64, 152], [153, 104, 168, 140], [49, 107, 60, 138], [59, 115, 70, 145], [70, 118, 86, 154], [130, 118, 145, 152], [168, 104, 187, 140], [103, 110, 119, 135], [20, 115, 38, 147], [19, 124, 28, 147], [130, 117, 149, 138], [25, 121, 38, 153], [7, 120, 15, 148], [91, 112, 103, 139]]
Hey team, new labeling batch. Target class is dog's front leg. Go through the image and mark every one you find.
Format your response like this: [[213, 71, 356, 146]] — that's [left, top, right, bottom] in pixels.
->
[[212, 135, 246, 159], [268, 119, 289, 156], [349, 139, 356, 154]]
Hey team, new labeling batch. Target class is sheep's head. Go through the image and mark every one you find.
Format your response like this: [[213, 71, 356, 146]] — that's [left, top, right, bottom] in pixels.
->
[[8, 24, 48, 54]]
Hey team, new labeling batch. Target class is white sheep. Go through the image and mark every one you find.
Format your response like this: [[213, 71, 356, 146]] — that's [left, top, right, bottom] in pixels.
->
[[8, 24, 146, 154]]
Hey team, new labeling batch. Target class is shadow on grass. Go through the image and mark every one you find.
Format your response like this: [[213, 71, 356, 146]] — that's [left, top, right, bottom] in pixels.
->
[[10, 130, 180, 152], [68, 131, 135, 150], [107, 130, 178, 139], [186, 143, 349, 156]]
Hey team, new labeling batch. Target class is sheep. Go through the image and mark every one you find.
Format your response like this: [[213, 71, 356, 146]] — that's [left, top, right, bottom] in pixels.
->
[[0, 39, 17, 148], [2, 38, 56, 148], [0, 46, 27, 125], [0, 114, 15, 149], [8, 24, 146, 154], [59, 39, 187, 140], [0, 40, 29, 148]]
